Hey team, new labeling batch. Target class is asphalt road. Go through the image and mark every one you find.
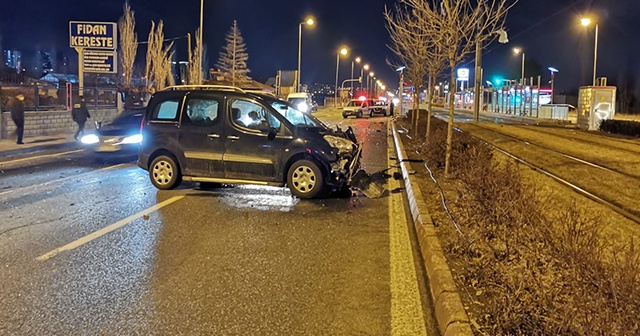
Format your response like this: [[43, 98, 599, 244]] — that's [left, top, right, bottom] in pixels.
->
[[0, 108, 438, 335]]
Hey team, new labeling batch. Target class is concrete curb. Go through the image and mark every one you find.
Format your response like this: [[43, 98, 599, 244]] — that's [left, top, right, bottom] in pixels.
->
[[390, 120, 474, 336]]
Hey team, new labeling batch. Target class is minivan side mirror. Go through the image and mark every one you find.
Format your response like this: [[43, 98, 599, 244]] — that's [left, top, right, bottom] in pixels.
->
[[267, 128, 278, 140]]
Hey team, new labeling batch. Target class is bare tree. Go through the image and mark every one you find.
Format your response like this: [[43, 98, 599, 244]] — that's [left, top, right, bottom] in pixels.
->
[[217, 20, 251, 86], [385, 5, 429, 138], [187, 28, 203, 85], [408, 0, 517, 175], [145, 21, 175, 91], [118, 2, 137, 89]]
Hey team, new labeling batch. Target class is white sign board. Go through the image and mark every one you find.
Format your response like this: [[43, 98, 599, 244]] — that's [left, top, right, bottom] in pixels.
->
[[457, 68, 470, 81]]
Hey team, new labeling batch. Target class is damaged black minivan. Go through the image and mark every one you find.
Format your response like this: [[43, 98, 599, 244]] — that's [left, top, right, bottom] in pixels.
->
[[138, 85, 361, 198]]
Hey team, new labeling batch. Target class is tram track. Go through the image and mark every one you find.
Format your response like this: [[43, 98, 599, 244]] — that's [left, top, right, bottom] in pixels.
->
[[505, 124, 640, 157], [456, 123, 640, 225]]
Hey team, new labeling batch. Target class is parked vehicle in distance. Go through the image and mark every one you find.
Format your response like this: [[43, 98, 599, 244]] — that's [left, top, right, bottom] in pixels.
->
[[368, 99, 388, 117], [342, 99, 369, 118], [138, 85, 361, 198], [287, 92, 315, 113], [80, 107, 145, 156]]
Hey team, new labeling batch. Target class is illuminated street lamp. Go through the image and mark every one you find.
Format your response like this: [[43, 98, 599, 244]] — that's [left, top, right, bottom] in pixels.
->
[[581, 17, 599, 86], [548, 67, 559, 104], [513, 47, 525, 85], [297, 17, 315, 92], [334, 47, 348, 107]]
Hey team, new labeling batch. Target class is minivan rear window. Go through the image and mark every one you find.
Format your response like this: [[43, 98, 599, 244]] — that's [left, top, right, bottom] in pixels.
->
[[153, 100, 180, 120]]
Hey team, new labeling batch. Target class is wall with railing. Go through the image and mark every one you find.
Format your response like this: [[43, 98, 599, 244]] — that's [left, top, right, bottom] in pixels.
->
[[0, 85, 118, 112]]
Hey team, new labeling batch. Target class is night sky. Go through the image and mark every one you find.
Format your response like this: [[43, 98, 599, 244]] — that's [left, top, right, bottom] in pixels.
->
[[1, 0, 638, 94]]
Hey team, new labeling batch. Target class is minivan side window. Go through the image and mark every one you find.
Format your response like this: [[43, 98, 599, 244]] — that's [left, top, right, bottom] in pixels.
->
[[184, 98, 220, 126], [230, 100, 281, 131], [152, 100, 180, 120]]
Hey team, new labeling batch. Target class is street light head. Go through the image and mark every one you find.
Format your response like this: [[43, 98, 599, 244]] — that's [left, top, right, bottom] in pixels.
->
[[340, 47, 348, 56], [581, 17, 592, 27], [306, 18, 315, 26], [513, 47, 521, 55], [364, 64, 370, 70], [355, 57, 361, 63], [369, 72, 374, 77], [548, 67, 559, 73]]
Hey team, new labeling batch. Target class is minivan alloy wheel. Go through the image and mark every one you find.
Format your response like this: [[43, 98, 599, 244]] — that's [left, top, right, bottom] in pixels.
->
[[292, 166, 316, 193], [149, 155, 182, 190], [153, 160, 174, 186], [287, 159, 324, 198]]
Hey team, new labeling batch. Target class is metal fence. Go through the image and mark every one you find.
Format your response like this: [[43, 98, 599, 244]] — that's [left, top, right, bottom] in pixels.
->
[[0, 85, 118, 111]]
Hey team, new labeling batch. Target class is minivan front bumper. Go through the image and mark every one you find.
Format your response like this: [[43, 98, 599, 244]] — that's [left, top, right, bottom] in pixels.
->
[[329, 143, 362, 188]]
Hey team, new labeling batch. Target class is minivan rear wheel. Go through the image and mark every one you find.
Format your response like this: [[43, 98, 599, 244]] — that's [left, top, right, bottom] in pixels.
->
[[149, 155, 182, 190], [287, 159, 324, 199]]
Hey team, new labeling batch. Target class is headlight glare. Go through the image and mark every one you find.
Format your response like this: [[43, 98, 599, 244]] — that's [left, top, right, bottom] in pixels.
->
[[80, 134, 99, 144], [121, 134, 143, 144]]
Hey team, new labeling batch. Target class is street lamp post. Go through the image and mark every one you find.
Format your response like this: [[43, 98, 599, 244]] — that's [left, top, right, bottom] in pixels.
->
[[362, 64, 369, 96], [199, 0, 204, 78], [351, 57, 360, 97], [581, 18, 599, 86], [548, 67, 559, 104], [368, 72, 374, 97], [334, 47, 348, 107], [513, 47, 525, 85], [297, 17, 314, 93]]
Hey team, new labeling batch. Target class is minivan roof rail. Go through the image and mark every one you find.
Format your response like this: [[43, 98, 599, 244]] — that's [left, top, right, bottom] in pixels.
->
[[162, 85, 246, 93]]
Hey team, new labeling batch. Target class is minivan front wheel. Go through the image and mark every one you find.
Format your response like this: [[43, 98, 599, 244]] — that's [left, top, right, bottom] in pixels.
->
[[287, 159, 324, 199], [149, 155, 182, 190]]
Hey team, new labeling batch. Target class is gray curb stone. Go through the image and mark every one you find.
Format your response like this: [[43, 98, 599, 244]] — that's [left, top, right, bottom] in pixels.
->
[[390, 120, 474, 336]]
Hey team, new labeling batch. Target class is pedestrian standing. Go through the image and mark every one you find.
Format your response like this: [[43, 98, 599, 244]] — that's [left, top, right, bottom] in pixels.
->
[[10, 93, 26, 144], [72, 97, 90, 140]]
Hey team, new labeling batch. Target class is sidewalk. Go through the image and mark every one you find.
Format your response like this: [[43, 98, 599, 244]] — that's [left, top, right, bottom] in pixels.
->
[[0, 133, 79, 158]]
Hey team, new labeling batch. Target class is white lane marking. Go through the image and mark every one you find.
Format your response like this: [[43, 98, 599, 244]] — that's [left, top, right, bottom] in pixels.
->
[[36, 195, 184, 261], [0, 163, 131, 198], [388, 123, 427, 336], [0, 149, 84, 166]]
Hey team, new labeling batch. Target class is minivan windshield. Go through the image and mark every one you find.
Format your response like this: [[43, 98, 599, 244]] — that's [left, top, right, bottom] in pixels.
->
[[268, 99, 325, 128]]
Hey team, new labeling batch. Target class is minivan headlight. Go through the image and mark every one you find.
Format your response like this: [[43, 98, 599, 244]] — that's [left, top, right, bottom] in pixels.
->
[[323, 135, 354, 154], [121, 134, 143, 144]]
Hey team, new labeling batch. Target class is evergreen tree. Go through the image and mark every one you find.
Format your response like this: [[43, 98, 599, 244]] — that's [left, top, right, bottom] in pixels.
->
[[217, 20, 250, 85]]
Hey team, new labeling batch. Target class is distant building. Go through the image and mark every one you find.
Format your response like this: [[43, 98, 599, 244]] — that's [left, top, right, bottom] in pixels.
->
[[3, 49, 22, 72], [172, 61, 189, 85]]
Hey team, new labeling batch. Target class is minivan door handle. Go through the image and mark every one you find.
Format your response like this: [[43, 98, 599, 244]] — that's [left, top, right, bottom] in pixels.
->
[[208, 133, 220, 139], [227, 135, 240, 140]]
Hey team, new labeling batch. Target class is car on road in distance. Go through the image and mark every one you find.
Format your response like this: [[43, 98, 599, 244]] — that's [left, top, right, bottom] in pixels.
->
[[368, 99, 388, 117], [80, 107, 145, 156], [342, 98, 370, 118], [286, 92, 316, 113], [138, 85, 361, 198]]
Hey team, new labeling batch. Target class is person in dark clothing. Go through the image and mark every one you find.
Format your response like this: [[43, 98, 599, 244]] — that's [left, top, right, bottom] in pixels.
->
[[72, 98, 91, 140], [10, 94, 26, 144]]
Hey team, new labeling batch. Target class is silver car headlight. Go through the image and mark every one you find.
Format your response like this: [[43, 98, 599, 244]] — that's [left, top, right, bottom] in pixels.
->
[[323, 135, 354, 154], [80, 134, 99, 144], [120, 134, 143, 144]]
